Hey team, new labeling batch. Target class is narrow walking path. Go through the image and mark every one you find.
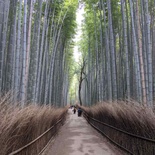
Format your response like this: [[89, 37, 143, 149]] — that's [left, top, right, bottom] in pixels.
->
[[43, 109, 123, 155]]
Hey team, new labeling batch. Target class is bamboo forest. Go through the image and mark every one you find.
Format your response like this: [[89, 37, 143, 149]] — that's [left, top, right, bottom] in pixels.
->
[[1, 0, 155, 155]]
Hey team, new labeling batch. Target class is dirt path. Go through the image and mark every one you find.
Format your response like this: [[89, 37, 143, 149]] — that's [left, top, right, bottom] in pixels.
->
[[43, 109, 123, 155]]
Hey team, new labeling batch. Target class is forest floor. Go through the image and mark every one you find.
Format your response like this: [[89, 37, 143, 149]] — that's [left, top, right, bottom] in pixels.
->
[[42, 109, 123, 155]]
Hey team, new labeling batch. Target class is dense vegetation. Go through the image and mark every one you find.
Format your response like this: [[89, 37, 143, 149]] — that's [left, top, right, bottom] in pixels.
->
[[78, 2, 155, 153], [0, 0, 78, 107], [0, 99, 67, 154], [82, 102, 155, 154], [0, 1, 77, 153], [1, 0, 155, 107], [79, 0, 155, 107], [1, 0, 155, 154]]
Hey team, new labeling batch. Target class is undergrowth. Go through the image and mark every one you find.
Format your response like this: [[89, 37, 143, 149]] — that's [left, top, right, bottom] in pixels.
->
[[81, 101, 155, 155], [0, 97, 67, 155]]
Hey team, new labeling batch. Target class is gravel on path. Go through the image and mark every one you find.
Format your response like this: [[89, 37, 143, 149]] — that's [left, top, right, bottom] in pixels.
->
[[43, 109, 123, 155]]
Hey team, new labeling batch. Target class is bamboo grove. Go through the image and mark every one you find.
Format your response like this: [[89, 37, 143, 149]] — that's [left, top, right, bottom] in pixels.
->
[[0, 0, 78, 106], [79, 0, 155, 107], [1, 0, 155, 107]]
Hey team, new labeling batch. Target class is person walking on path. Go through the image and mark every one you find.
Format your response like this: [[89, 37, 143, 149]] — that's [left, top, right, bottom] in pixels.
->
[[77, 107, 82, 117], [73, 106, 76, 114]]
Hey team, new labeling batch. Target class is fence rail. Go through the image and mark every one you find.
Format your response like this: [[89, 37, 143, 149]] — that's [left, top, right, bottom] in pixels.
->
[[83, 111, 155, 155], [9, 115, 66, 155]]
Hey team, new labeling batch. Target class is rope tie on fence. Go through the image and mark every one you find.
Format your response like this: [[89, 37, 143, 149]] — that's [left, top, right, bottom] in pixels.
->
[[9, 118, 64, 155]]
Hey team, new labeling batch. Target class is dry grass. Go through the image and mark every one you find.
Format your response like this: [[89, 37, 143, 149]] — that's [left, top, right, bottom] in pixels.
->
[[0, 98, 67, 155], [81, 101, 155, 155]]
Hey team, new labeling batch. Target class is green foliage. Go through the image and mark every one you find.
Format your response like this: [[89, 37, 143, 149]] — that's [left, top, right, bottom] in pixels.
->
[[62, 4, 78, 41]]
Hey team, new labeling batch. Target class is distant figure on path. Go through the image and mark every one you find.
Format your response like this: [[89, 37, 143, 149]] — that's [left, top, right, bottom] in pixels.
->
[[78, 107, 82, 117], [73, 106, 76, 114]]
